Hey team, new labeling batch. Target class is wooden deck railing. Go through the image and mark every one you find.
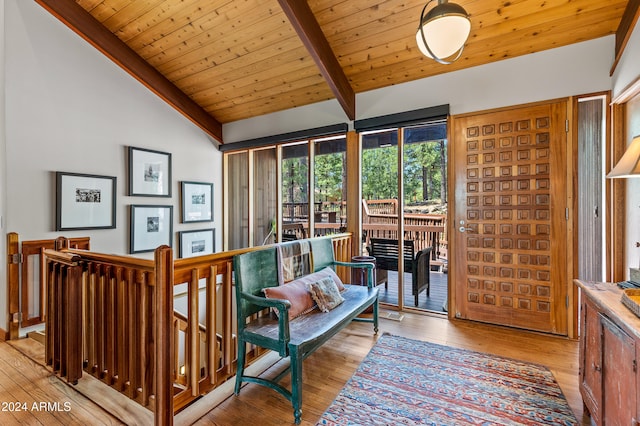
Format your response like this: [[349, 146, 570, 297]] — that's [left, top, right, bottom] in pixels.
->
[[43, 233, 354, 425], [361, 199, 446, 257]]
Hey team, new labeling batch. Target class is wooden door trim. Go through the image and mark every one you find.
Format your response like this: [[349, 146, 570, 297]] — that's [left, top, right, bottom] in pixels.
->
[[609, 76, 640, 281], [446, 119, 456, 318], [451, 98, 570, 120], [609, 103, 626, 282]]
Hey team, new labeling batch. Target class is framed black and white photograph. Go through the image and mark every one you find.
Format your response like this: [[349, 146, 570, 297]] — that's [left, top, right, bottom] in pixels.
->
[[181, 181, 213, 223], [179, 228, 215, 258], [128, 146, 172, 197], [130, 205, 173, 253], [56, 172, 116, 231]]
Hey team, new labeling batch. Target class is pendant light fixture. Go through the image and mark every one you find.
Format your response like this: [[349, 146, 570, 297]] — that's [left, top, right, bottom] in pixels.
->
[[416, 0, 471, 65]]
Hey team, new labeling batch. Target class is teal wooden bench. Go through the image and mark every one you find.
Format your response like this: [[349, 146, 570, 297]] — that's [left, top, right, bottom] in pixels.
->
[[233, 237, 379, 424]]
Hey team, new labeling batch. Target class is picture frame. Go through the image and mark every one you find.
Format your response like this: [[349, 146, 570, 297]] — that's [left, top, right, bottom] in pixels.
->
[[128, 146, 172, 197], [56, 172, 117, 231], [179, 228, 215, 258], [130, 205, 173, 253], [181, 181, 213, 223]]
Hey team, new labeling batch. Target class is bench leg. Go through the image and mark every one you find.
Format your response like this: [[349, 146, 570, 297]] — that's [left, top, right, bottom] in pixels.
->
[[290, 347, 303, 424], [373, 299, 379, 334], [234, 339, 246, 395]]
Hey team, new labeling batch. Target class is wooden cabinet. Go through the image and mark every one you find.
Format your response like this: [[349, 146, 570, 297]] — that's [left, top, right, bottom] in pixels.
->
[[580, 296, 603, 424], [601, 315, 636, 425], [576, 280, 640, 425]]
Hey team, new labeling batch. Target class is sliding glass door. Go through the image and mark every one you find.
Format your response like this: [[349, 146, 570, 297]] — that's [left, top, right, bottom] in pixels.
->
[[224, 134, 348, 250], [361, 121, 448, 313], [282, 142, 309, 240]]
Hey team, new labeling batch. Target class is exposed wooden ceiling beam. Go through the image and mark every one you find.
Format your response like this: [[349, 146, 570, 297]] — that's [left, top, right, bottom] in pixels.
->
[[610, 0, 640, 75], [277, 0, 356, 120], [34, 0, 223, 143]]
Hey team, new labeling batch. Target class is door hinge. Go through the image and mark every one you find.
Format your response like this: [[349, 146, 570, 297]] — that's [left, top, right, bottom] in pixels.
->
[[11, 312, 22, 323], [565, 208, 569, 221], [565, 119, 569, 132], [634, 359, 637, 373], [566, 296, 569, 308], [9, 253, 23, 264]]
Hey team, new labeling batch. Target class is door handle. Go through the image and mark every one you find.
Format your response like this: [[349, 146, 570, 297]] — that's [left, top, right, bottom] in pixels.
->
[[458, 226, 473, 233]]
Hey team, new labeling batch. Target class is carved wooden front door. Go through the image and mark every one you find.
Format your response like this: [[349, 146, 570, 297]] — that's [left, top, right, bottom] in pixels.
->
[[451, 101, 568, 335]]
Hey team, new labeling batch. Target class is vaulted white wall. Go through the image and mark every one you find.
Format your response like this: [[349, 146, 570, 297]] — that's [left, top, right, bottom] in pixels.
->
[[1, 0, 223, 332], [0, 0, 7, 332]]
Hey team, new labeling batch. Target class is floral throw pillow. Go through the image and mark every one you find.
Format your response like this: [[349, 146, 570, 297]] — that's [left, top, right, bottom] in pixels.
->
[[307, 277, 345, 312]]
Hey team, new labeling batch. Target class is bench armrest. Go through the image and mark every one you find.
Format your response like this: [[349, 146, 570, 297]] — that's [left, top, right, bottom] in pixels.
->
[[334, 260, 374, 270], [333, 260, 375, 289], [241, 291, 292, 312], [239, 291, 291, 350]]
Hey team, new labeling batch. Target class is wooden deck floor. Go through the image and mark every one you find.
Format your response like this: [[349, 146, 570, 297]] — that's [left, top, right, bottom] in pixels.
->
[[3, 312, 589, 425], [377, 270, 448, 312]]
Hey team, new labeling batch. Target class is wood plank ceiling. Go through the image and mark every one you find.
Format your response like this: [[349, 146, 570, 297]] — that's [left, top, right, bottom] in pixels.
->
[[36, 0, 633, 143]]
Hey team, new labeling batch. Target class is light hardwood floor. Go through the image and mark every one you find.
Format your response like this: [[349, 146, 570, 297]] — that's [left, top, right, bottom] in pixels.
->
[[0, 338, 122, 425], [3, 312, 589, 425]]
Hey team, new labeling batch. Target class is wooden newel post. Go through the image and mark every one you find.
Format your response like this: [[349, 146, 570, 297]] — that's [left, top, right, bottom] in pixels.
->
[[55, 236, 70, 250], [154, 245, 174, 426], [65, 259, 83, 384], [43, 248, 83, 384]]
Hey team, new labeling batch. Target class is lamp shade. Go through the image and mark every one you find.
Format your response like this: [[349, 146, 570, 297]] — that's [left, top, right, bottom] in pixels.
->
[[607, 135, 640, 178], [416, 0, 471, 62]]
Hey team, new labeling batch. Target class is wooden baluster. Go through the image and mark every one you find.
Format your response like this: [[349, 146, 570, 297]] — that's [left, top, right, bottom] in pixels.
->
[[115, 267, 127, 391], [208, 265, 218, 385], [65, 259, 83, 384], [127, 267, 138, 399], [105, 265, 116, 384], [56, 263, 64, 376], [224, 262, 233, 376], [45, 258, 55, 367], [189, 268, 199, 396], [138, 269, 150, 406]]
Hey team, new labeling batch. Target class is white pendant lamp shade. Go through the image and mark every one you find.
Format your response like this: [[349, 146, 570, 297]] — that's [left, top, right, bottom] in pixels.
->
[[607, 135, 640, 178], [416, 0, 471, 64]]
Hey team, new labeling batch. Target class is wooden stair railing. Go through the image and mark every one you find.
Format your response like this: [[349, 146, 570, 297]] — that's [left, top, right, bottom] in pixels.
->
[[44, 244, 174, 426], [42, 233, 353, 425]]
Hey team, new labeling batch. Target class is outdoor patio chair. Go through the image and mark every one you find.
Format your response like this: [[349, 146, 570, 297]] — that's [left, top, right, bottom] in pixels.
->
[[368, 238, 432, 306]]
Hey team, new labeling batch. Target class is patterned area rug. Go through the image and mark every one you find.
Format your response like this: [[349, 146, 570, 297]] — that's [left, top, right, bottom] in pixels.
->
[[317, 334, 578, 425]]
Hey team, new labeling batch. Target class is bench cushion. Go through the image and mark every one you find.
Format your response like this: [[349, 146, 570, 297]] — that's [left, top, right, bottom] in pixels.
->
[[244, 284, 378, 349], [262, 267, 346, 320], [263, 280, 316, 320]]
